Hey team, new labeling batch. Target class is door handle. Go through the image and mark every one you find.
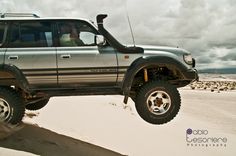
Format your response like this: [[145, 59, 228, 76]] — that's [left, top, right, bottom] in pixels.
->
[[60, 54, 71, 59], [8, 56, 18, 60]]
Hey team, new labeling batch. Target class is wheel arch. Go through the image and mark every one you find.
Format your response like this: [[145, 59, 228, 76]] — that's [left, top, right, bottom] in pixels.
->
[[122, 56, 188, 97], [0, 64, 30, 93]]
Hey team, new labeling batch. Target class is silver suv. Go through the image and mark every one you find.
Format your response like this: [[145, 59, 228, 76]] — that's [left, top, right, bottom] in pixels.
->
[[0, 13, 198, 125]]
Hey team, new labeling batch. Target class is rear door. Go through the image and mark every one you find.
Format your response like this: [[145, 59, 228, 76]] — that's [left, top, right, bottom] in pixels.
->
[[0, 21, 7, 64], [56, 20, 118, 87], [4, 20, 57, 88]]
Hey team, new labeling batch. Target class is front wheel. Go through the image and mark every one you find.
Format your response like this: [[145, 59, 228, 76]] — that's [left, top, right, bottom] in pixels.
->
[[135, 81, 181, 125]]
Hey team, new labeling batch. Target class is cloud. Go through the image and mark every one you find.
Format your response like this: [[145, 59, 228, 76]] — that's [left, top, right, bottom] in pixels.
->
[[196, 56, 213, 64], [174, 0, 210, 39], [196, 47, 236, 69], [221, 49, 236, 61], [0, 0, 236, 69]]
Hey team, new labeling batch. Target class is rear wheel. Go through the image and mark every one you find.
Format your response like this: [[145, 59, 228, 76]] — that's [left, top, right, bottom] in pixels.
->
[[0, 87, 25, 124], [135, 81, 181, 124]]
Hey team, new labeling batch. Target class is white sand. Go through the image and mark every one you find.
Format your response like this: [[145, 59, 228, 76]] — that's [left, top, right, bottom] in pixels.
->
[[0, 147, 37, 156], [1, 89, 236, 156]]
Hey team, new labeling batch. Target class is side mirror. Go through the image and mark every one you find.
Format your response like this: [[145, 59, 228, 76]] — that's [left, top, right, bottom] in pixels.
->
[[95, 35, 106, 46]]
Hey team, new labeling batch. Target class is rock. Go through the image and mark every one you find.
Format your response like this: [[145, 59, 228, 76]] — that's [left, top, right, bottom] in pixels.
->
[[191, 85, 195, 90]]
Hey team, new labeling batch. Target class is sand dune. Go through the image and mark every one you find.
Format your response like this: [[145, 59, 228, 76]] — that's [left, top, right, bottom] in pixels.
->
[[0, 87, 236, 156]]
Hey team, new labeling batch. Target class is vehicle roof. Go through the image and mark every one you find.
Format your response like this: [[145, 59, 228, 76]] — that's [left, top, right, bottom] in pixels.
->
[[0, 17, 94, 23]]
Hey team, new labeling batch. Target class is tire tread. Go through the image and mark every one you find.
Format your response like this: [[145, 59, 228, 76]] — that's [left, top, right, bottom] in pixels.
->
[[0, 87, 25, 124], [135, 81, 181, 124]]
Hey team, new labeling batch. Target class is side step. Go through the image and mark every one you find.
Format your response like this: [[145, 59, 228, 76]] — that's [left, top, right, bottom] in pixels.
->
[[30, 86, 122, 97]]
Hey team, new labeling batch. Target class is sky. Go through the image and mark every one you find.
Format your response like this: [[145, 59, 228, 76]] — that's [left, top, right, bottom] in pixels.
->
[[0, 0, 236, 69]]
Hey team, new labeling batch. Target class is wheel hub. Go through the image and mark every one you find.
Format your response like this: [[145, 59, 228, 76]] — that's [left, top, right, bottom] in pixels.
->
[[155, 98, 163, 107], [146, 90, 171, 115]]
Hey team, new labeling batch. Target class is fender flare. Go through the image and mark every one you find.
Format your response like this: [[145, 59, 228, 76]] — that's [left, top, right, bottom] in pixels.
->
[[0, 64, 30, 92], [122, 56, 188, 96]]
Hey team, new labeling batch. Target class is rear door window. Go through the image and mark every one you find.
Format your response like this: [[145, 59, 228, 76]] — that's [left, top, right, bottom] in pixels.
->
[[0, 22, 6, 46], [8, 21, 53, 48]]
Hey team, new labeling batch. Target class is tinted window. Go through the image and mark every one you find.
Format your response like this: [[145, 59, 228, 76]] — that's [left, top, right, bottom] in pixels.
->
[[8, 21, 53, 48], [58, 20, 98, 47], [0, 22, 6, 45]]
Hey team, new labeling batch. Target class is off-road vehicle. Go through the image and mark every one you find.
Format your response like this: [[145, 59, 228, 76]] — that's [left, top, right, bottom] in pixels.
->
[[0, 13, 198, 125]]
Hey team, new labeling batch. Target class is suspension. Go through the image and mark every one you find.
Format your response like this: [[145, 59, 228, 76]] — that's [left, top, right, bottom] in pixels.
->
[[144, 68, 148, 82]]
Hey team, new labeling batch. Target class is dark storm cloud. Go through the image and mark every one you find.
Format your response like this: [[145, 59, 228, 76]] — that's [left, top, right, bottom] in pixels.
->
[[196, 56, 214, 64], [0, 0, 236, 68]]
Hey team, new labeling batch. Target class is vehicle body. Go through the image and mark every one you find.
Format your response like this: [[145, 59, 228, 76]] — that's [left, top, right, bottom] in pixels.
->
[[0, 13, 198, 125]]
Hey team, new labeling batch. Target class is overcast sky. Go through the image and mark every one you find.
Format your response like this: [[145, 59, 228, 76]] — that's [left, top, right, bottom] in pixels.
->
[[1, 0, 236, 69]]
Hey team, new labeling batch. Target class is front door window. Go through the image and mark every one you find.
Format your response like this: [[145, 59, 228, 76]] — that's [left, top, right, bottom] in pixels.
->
[[58, 21, 97, 47]]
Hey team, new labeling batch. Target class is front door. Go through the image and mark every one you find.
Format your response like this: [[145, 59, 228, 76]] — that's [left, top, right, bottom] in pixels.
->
[[56, 20, 117, 87]]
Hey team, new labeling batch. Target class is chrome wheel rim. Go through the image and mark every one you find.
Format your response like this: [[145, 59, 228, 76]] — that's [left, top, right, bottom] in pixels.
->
[[0, 98, 11, 122], [146, 90, 171, 115]]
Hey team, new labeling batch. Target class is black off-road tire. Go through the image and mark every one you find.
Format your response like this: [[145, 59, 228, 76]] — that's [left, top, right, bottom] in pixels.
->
[[135, 81, 181, 125], [26, 98, 49, 111], [0, 87, 25, 124]]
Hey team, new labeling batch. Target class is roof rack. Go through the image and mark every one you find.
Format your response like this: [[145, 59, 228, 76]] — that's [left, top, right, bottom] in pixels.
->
[[0, 13, 40, 18]]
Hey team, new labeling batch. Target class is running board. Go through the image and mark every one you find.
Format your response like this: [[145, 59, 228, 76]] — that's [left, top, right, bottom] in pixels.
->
[[31, 86, 122, 97]]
